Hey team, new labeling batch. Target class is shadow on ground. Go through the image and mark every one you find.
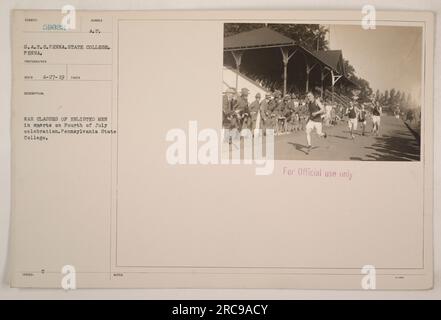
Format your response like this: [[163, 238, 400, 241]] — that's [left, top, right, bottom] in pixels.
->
[[287, 142, 310, 155], [363, 130, 420, 161]]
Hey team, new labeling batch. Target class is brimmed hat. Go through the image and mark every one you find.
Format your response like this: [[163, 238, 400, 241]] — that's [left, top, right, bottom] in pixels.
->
[[241, 88, 250, 95]]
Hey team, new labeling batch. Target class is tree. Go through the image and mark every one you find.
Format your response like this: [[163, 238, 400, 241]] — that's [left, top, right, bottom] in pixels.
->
[[378, 92, 384, 104], [341, 58, 373, 102], [406, 93, 412, 108], [343, 59, 356, 79], [224, 23, 266, 37], [350, 77, 373, 102], [395, 90, 402, 106], [224, 23, 329, 51], [384, 90, 389, 105], [375, 89, 380, 101], [389, 88, 396, 106]]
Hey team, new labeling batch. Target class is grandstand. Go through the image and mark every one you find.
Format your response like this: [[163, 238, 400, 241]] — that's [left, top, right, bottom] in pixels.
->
[[223, 27, 358, 99]]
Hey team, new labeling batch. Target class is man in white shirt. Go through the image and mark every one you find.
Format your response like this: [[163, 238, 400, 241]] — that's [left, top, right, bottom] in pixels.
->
[[305, 91, 327, 151]]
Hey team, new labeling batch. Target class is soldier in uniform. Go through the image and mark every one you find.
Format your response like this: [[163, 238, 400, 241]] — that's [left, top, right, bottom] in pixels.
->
[[274, 94, 289, 134], [266, 92, 277, 131], [291, 93, 299, 112], [234, 88, 250, 131], [222, 88, 236, 129], [249, 92, 262, 131], [271, 90, 284, 134], [283, 94, 295, 132], [259, 93, 272, 133]]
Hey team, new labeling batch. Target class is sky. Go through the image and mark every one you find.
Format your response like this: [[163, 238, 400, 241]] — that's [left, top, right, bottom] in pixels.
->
[[329, 25, 423, 106]]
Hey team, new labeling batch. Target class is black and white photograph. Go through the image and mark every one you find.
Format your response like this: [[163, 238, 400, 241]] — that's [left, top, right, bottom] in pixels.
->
[[1, 3, 438, 301], [222, 23, 422, 161]]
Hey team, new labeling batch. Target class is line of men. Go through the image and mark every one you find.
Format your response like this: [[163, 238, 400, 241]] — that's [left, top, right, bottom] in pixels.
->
[[290, 91, 383, 150], [222, 87, 309, 135], [222, 87, 383, 150], [345, 98, 382, 139]]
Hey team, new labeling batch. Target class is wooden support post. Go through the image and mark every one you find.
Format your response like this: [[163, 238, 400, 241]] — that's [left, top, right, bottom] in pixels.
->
[[231, 50, 243, 92], [280, 47, 297, 96], [330, 70, 342, 103], [321, 68, 326, 99], [306, 69, 310, 93], [305, 63, 317, 93], [331, 82, 335, 102]]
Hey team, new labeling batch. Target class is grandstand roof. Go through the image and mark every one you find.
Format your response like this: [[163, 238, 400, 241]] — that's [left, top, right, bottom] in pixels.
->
[[223, 27, 359, 88], [311, 50, 345, 74], [224, 27, 295, 50]]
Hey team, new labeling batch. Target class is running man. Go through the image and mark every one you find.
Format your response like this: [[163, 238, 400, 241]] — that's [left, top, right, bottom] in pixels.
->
[[372, 101, 382, 136], [346, 101, 359, 139], [358, 104, 367, 136], [305, 91, 327, 151]]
